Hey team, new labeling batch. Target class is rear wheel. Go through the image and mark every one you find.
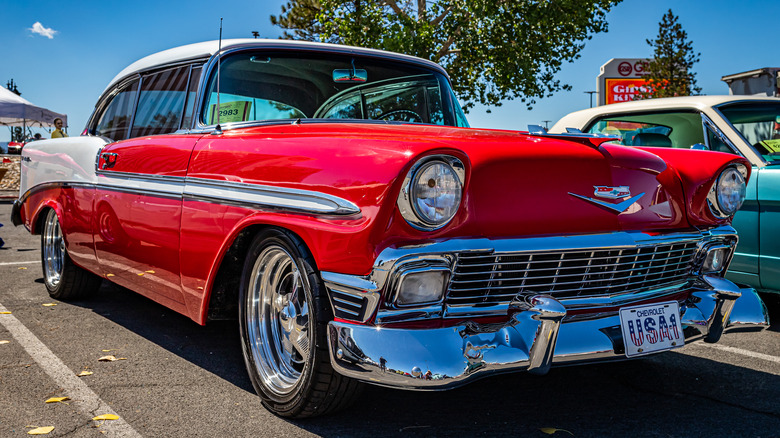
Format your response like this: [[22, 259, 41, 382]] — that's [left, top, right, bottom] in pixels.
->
[[239, 228, 361, 418], [41, 209, 102, 300]]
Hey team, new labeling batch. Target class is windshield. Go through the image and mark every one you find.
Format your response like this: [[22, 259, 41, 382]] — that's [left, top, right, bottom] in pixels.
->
[[200, 51, 468, 127], [718, 102, 780, 164]]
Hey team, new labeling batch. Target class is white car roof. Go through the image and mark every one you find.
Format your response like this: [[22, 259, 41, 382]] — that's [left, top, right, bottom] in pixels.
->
[[550, 95, 780, 133], [105, 39, 448, 93]]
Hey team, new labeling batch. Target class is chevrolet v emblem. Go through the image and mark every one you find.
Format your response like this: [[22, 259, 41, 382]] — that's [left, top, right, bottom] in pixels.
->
[[569, 187, 645, 214]]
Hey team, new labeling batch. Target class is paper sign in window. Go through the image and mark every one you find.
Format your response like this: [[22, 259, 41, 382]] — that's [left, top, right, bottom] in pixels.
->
[[209, 101, 252, 124], [759, 139, 780, 153]]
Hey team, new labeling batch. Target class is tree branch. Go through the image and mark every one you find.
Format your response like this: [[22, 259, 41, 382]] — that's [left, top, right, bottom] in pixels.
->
[[434, 35, 457, 61], [431, 5, 453, 27], [383, 0, 408, 18]]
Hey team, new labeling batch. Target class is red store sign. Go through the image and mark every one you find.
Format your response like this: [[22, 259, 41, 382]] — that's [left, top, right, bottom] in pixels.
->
[[605, 78, 651, 104]]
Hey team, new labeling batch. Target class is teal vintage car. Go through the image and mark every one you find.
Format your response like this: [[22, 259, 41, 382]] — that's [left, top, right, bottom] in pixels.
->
[[551, 96, 780, 293]]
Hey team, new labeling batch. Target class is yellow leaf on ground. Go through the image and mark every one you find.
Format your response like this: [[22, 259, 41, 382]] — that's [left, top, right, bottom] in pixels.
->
[[92, 414, 119, 421], [105, 273, 115, 277], [27, 426, 55, 435], [0, 311, 11, 314], [77, 370, 93, 377], [42, 303, 57, 307], [0, 340, 10, 344], [18, 267, 27, 270], [45, 396, 70, 403], [101, 349, 113, 352], [145, 270, 155, 274], [540, 428, 574, 436], [136, 272, 144, 276], [98, 355, 126, 361]]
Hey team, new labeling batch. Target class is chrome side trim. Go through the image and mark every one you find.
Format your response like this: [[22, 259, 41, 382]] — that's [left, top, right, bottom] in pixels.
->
[[93, 169, 361, 216], [18, 182, 96, 206], [183, 177, 360, 216]]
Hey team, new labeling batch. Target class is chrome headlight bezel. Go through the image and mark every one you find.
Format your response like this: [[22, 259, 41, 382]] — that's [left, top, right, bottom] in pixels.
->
[[397, 155, 465, 231], [707, 164, 747, 218], [693, 236, 737, 276]]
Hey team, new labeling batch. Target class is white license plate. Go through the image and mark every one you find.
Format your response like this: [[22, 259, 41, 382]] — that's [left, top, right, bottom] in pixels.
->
[[619, 301, 684, 357]]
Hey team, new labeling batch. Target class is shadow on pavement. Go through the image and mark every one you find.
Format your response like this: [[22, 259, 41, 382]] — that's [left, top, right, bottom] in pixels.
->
[[64, 279, 780, 437]]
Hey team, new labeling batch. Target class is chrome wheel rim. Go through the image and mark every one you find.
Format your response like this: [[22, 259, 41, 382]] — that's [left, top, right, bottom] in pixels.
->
[[42, 210, 65, 288], [246, 244, 311, 396]]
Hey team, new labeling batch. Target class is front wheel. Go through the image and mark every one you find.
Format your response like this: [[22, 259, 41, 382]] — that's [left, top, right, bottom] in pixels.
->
[[41, 209, 102, 300], [239, 228, 361, 418]]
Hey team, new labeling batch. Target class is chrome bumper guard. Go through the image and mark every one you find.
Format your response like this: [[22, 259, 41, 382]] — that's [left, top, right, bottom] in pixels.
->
[[327, 275, 769, 390]]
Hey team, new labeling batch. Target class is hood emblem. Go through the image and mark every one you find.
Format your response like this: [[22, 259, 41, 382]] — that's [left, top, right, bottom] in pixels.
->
[[569, 186, 645, 214], [594, 185, 630, 199]]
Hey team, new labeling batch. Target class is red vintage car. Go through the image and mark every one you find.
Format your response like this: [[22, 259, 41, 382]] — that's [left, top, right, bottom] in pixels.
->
[[11, 40, 769, 417]]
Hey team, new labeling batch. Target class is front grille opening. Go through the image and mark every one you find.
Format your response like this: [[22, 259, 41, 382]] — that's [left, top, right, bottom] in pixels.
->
[[447, 241, 698, 307]]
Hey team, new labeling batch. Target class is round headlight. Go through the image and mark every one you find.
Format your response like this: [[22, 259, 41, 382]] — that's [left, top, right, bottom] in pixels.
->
[[714, 167, 746, 216], [411, 161, 462, 226]]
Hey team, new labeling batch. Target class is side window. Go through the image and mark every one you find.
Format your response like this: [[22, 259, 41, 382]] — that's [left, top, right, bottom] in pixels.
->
[[130, 66, 190, 138], [706, 125, 737, 154], [94, 80, 139, 142], [180, 66, 202, 129]]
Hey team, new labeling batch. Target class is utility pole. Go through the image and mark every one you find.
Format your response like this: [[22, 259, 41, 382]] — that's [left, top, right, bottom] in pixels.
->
[[542, 120, 551, 130], [251, 31, 260, 38], [584, 91, 597, 108]]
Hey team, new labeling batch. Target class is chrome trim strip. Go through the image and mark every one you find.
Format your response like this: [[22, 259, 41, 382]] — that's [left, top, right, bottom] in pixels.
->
[[18, 181, 95, 206], [194, 44, 451, 132], [183, 177, 360, 216]]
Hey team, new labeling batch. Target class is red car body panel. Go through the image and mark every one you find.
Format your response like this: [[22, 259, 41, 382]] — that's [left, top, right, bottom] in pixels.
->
[[18, 123, 748, 325]]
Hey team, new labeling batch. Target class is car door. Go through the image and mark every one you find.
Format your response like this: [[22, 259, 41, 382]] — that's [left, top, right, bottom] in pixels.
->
[[93, 65, 201, 310], [756, 167, 780, 290]]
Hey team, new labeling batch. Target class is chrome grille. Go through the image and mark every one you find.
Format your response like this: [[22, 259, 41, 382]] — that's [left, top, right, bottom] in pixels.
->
[[447, 240, 699, 306]]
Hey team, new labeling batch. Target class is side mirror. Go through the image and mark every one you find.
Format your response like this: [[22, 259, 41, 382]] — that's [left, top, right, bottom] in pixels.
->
[[690, 143, 709, 151]]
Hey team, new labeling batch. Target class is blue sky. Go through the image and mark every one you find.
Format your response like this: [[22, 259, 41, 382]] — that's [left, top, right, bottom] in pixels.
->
[[1, 0, 778, 141]]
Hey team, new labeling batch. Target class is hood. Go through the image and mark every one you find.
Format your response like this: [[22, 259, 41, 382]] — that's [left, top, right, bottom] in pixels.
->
[[195, 123, 739, 249]]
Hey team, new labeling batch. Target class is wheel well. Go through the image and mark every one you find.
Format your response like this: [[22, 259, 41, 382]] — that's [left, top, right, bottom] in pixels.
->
[[205, 225, 314, 321], [33, 206, 52, 235]]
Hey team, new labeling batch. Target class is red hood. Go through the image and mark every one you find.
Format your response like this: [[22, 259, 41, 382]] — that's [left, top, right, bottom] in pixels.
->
[[190, 123, 746, 271]]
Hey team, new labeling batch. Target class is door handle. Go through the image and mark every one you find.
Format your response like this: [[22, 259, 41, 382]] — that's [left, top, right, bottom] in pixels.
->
[[101, 152, 118, 169]]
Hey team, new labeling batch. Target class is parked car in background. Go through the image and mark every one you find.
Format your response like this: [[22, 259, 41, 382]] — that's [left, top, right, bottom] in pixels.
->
[[11, 42, 769, 418], [552, 96, 780, 295]]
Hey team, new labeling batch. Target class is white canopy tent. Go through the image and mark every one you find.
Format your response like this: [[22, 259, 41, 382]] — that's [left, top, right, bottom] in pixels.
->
[[0, 86, 67, 129]]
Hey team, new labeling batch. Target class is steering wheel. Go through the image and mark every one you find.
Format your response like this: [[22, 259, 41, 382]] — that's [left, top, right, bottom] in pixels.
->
[[376, 109, 423, 123]]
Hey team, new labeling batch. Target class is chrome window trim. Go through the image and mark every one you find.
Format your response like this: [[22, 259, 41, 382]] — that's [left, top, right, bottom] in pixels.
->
[[700, 112, 740, 155], [86, 75, 141, 140], [193, 45, 452, 132], [711, 100, 780, 166]]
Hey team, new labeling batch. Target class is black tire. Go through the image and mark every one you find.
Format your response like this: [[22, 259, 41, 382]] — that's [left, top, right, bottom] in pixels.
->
[[40, 209, 102, 300], [238, 228, 362, 418]]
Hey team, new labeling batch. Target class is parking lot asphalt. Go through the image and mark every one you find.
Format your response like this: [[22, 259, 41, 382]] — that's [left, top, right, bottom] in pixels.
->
[[0, 200, 779, 437]]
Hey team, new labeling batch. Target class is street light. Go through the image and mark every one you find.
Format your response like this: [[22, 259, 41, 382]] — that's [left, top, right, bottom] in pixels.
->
[[584, 91, 597, 108], [251, 31, 259, 38], [542, 120, 551, 130]]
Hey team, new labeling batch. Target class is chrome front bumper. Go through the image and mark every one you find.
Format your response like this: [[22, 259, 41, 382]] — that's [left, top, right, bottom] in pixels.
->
[[327, 276, 769, 390]]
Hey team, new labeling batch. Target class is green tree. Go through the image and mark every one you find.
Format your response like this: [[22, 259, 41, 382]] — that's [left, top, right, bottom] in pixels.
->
[[271, 0, 622, 111], [641, 9, 701, 98]]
